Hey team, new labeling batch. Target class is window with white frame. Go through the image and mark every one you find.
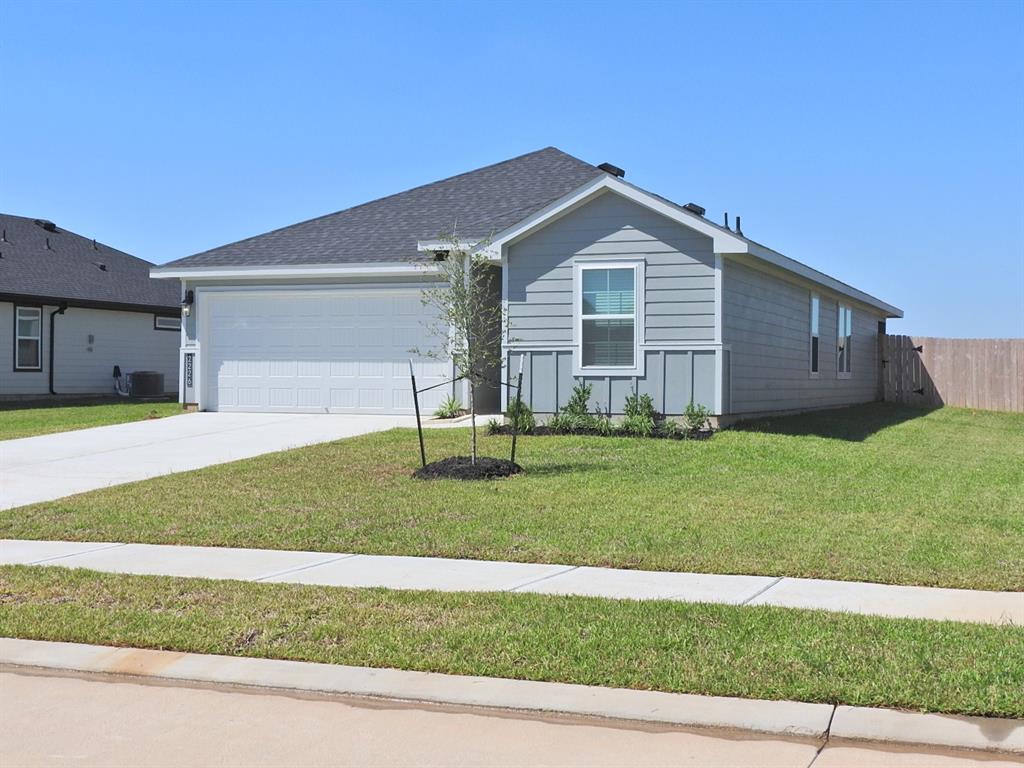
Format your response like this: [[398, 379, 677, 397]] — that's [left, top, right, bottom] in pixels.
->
[[578, 264, 638, 370], [14, 306, 42, 371], [837, 303, 853, 376], [154, 315, 181, 331], [809, 293, 820, 376]]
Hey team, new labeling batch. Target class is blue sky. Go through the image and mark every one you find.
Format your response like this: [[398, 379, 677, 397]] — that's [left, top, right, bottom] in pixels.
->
[[2, 0, 1021, 337]]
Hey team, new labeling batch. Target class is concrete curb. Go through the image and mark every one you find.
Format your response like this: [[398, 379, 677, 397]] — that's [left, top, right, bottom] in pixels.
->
[[830, 705, 1024, 755], [2, 638, 1021, 754]]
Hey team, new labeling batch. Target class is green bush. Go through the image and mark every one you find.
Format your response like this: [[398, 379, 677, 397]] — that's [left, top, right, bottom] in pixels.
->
[[683, 401, 712, 432], [621, 414, 656, 437], [657, 420, 686, 439], [563, 381, 593, 417], [433, 395, 463, 419], [624, 391, 657, 421], [505, 398, 536, 434], [485, 417, 503, 435]]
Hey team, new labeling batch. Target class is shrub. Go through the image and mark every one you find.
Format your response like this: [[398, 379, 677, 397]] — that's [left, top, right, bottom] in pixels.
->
[[563, 381, 593, 417], [433, 395, 463, 419], [620, 414, 656, 437], [486, 417, 503, 435], [624, 391, 657, 421], [683, 401, 712, 432], [505, 398, 536, 434], [657, 420, 686, 439]]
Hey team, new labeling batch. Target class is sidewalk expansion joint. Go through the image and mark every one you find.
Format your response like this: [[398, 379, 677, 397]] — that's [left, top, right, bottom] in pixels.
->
[[28, 543, 128, 565], [505, 565, 580, 592], [741, 576, 785, 605], [252, 554, 358, 582]]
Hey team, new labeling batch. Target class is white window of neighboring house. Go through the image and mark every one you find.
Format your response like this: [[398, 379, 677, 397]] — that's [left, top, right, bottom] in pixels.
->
[[154, 315, 182, 331], [574, 261, 644, 376], [809, 293, 820, 377], [837, 303, 853, 378], [14, 306, 43, 371]]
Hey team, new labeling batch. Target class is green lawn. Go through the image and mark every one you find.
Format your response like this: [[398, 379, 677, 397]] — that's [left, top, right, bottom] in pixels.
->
[[2, 404, 1021, 590], [2, 565, 1020, 717], [0, 399, 183, 440]]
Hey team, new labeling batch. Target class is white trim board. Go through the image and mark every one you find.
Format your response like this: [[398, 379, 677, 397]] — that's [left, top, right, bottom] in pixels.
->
[[153, 262, 441, 280]]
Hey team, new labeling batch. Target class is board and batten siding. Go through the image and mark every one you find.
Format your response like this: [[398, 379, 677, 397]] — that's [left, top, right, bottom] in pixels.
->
[[505, 191, 718, 414], [0, 301, 179, 396], [722, 259, 884, 414]]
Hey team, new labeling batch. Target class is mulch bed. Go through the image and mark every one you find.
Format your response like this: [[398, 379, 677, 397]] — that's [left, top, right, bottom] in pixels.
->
[[413, 456, 523, 481], [489, 426, 714, 441]]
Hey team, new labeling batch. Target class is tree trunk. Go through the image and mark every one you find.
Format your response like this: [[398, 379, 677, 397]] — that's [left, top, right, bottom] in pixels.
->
[[469, 379, 477, 464]]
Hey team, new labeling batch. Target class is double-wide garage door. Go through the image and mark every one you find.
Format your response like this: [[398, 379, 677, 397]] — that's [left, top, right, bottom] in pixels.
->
[[205, 289, 450, 413]]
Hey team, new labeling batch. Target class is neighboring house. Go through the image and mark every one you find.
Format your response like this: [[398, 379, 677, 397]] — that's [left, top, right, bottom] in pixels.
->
[[0, 214, 180, 398], [152, 147, 902, 420]]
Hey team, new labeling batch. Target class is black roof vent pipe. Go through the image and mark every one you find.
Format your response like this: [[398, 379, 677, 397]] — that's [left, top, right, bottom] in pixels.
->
[[735, 216, 743, 236], [597, 162, 625, 178]]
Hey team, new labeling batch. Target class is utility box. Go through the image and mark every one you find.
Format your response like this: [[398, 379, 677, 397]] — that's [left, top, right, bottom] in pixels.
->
[[129, 371, 165, 398]]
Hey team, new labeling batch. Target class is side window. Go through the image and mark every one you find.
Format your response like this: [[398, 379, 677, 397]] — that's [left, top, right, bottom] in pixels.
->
[[809, 293, 820, 376], [837, 304, 853, 377], [578, 265, 638, 370], [14, 306, 43, 371]]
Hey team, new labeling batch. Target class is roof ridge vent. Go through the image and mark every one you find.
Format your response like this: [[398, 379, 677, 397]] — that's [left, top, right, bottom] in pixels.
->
[[34, 219, 58, 233], [683, 202, 706, 216], [597, 162, 625, 178]]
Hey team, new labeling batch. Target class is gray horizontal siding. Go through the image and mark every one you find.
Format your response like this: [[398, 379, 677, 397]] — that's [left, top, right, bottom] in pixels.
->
[[507, 192, 716, 345], [507, 349, 716, 415], [0, 301, 179, 396], [722, 260, 883, 413]]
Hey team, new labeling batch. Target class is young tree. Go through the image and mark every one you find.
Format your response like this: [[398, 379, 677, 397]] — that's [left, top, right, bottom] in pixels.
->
[[413, 233, 504, 464]]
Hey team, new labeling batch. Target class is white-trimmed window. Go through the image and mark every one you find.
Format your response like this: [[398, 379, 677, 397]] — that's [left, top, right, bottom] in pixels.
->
[[154, 315, 182, 331], [809, 293, 820, 377], [14, 306, 43, 371], [837, 303, 853, 377], [574, 261, 644, 375]]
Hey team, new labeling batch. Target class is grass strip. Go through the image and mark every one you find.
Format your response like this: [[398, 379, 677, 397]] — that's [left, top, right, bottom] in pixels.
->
[[0, 401, 182, 440], [3, 404, 1022, 590], [1, 565, 1021, 718]]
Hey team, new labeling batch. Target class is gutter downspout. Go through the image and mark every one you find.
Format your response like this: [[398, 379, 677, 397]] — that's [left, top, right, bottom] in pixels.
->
[[48, 303, 68, 395]]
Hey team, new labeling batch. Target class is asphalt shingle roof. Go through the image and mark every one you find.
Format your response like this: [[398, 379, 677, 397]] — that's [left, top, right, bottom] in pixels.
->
[[0, 214, 179, 311], [163, 147, 606, 268]]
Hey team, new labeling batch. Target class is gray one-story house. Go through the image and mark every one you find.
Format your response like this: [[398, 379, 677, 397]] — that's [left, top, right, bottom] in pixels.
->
[[1, 214, 180, 398], [152, 147, 902, 420]]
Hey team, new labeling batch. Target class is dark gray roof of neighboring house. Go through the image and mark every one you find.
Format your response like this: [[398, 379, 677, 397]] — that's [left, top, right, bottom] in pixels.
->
[[162, 147, 606, 268], [0, 213, 180, 311]]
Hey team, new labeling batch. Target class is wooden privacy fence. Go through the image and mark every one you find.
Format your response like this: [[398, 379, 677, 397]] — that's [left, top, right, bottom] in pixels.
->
[[882, 336, 1024, 412]]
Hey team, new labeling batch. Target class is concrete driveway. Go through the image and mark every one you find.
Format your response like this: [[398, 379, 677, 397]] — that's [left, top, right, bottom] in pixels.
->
[[0, 412, 423, 510]]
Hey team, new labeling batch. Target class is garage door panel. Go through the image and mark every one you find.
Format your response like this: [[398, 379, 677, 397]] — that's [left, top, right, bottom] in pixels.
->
[[205, 289, 452, 413]]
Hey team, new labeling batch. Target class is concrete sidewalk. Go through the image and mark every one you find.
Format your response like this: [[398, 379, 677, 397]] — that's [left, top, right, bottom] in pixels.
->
[[0, 412, 463, 510], [3, 539, 1021, 625]]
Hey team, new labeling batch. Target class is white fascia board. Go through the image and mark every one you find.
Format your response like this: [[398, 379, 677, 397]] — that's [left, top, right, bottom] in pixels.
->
[[150, 262, 440, 280], [486, 175, 750, 257], [742, 245, 903, 318], [487, 173, 902, 319], [416, 239, 483, 252]]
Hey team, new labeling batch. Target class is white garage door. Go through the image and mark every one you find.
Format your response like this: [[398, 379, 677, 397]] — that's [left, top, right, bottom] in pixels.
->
[[203, 289, 451, 413]]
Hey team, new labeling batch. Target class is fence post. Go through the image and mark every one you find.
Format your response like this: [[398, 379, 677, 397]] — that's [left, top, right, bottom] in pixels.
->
[[409, 359, 426, 468], [510, 357, 524, 465]]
